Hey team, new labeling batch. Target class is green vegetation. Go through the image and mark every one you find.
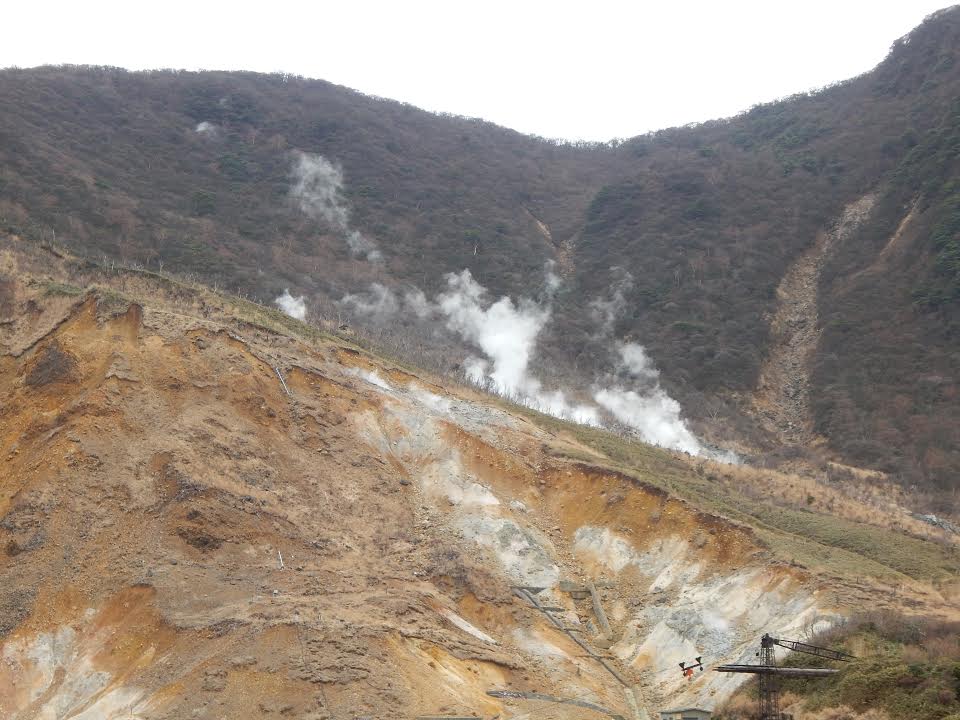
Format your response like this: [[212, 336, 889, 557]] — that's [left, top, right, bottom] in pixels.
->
[[90, 286, 136, 314], [39, 280, 84, 297], [1, 8, 960, 508], [923, 188, 960, 307], [813, 99, 960, 500], [12, 231, 958, 587], [720, 611, 960, 720], [499, 399, 960, 583]]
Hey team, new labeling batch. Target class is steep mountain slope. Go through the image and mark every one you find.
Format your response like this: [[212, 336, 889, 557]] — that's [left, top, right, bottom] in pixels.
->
[[559, 8, 960, 486], [1, 235, 958, 720], [0, 65, 623, 297], [2, 10, 960, 502], [814, 53, 960, 495]]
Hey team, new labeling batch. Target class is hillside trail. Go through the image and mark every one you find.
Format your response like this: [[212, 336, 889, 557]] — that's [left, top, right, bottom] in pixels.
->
[[752, 194, 876, 446]]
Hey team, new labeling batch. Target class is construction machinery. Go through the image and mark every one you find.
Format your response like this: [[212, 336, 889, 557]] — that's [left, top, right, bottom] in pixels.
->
[[679, 656, 704, 680], [715, 633, 855, 720]]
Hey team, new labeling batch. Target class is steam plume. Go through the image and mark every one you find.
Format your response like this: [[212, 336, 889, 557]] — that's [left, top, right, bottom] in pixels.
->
[[274, 289, 306, 320], [438, 270, 549, 395], [335, 270, 731, 460], [543, 259, 562, 298], [617, 342, 662, 385], [290, 152, 349, 228], [290, 152, 382, 262], [345, 230, 382, 262], [435, 271, 719, 456], [436, 270, 599, 425], [341, 283, 399, 317], [339, 283, 434, 320], [593, 343, 703, 455], [404, 287, 433, 319], [589, 267, 633, 337]]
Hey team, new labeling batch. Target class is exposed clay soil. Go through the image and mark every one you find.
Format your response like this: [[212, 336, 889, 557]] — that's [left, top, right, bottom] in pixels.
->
[[0, 237, 954, 720]]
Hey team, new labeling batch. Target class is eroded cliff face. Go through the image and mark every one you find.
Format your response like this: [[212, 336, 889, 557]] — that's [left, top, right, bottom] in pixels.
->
[[0, 246, 952, 720]]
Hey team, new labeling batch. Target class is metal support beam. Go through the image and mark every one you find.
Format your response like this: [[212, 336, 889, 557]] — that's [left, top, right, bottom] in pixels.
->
[[588, 581, 613, 638], [715, 665, 839, 676]]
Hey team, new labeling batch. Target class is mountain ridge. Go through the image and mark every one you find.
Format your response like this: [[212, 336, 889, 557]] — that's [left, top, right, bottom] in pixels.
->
[[2, 7, 960, 505]]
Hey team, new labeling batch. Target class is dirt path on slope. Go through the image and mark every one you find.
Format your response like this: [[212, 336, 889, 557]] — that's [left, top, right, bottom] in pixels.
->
[[752, 194, 876, 446], [523, 205, 577, 279]]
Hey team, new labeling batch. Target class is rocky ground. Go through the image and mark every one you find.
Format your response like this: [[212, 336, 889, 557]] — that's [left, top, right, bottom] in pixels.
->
[[752, 195, 877, 446], [0, 236, 956, 720]]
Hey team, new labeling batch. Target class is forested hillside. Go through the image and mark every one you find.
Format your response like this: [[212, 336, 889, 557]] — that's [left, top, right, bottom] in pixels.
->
[[2, 7, 959, 505]]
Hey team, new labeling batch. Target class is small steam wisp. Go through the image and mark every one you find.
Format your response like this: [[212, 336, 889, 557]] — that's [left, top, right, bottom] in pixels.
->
[[290, 152, 382, 262], [194, 121, 217, 136], [274, 289, 306, 320]]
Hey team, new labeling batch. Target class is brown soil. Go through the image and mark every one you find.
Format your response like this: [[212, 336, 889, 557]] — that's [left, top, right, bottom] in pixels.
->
[[753, 195, 877, 446], [0, 235, 954, 720]]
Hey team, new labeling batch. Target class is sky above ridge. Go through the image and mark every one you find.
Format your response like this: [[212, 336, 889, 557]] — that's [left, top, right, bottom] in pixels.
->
[[4, 0, 952, 140]]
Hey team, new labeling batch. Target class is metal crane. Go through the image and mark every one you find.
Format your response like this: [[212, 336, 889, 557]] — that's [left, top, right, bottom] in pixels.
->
[[715, 633, 855, 720]]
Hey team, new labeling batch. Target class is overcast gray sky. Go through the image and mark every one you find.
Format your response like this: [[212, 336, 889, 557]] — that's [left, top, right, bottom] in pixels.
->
[[5, 1, 952, 140]]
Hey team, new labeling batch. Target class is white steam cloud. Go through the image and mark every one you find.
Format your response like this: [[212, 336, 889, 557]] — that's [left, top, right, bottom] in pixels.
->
[[340, 283, 435, 320], [290, 152, 349, 228], [195, 121, 217, 136], [346, 367, 392, 391], [335, 266, 731, 460], [341, 282, 398, 317], [593, 343, 703, 456], [345, 230, 381, 261], [404, 287, 433, 319], [433, 271, 708, 449], [618, 342, 661, 384], [433, 270, 597, 426], [438, 269, 549, 395], [543, 259, 562, 297], [589, 267, 633, 337], [274, 289, 307, 320], [290, 152, 382, 262]]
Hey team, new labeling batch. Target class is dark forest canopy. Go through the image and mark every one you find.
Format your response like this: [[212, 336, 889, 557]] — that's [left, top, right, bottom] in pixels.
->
[[2, 7, 960, 505]]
